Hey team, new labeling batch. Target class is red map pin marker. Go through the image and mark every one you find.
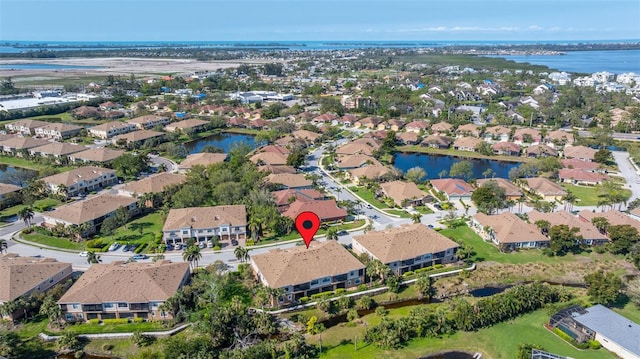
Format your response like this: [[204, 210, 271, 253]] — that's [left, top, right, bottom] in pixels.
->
[[295, 211, 321, 248]]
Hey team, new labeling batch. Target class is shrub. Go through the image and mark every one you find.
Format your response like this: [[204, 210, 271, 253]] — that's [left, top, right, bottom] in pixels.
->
[[102, 318, 129, 325], [299, 297, 309, 304], [553, 327, 573, 343], [213, 245, 221, 251], [133, 317, 144, 323], [245, 240, 255, 246], [335, 288, 345, 295], [434, 264, 444, 269], [88, 318, 100, 325], [403, 271, 414, 277], [85, 239, 104, 249], [134, 243, 147, 254], [357, 284, 367, 291], [588, 340, 601, 349]]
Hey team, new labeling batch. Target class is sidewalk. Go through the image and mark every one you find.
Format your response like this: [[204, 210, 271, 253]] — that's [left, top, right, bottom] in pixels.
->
[[39, 323, 191, 341]]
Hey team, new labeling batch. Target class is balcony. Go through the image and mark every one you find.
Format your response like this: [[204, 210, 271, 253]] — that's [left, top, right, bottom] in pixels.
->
[[82, 304, 103, 312], [129, 303, 149, 311]]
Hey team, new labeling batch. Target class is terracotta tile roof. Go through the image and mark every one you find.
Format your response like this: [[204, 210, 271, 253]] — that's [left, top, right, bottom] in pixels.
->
[[112, 130, 164, 144], [527, 144, 558, 157], [561, 159, 600, 171], [250, 151, 288, 166], [163, 205, 247, 231], [6, 119, 49, 130], [578, 209, 640, 233], [492, 141, 521, 153], [336, 138, 381, 156], [58, 261, 189, 304], [120, 173, 186, 196], [430, 178, 473, 196], [564, 145, 597, 161], [37, 123, 83, 133], [1, 254, 72, 302], [485, 126, 510, 135], [127, 114, 169, 126], [29, 142, 85, 156], [558, 169, 609, 183], [523, 177, 566, 196], [456, 123, 480, 135], [70, 148, 125, 163], [257, 164, 297, 174], [476, 178, 523, 197], [0, 183, 21, 195], [405, 121, 429, 130], [42, 166, 116, 187], [251, 241, 364, 288], [348, 164, 390, 180], [453, 136, 482, 149], [164, 119, 208, 132], [259, 145, 291, 156], [337, 154, 377, 169], [45, 194, 137, 225], [89, 121, 135, 132], [265, 173, 312, 188], [380, 180, 427, 207], [421, 135, 452, 147], [528, 210, 607, 242], [282, 199, 347, 221], [430, 121, 453, 132], [546, 130, 574, 143], [353, 223, 458, 263], [292, 130, 322, 141], [178, 153, 227, 171], [396, 131, 419, 143], [473, 212, 549, 244], [0, 136, 50, 150], [272, 189, 325, 207]]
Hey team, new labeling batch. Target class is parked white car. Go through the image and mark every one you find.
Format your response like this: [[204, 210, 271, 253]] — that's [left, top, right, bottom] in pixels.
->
[[78, 251, 88, 257]]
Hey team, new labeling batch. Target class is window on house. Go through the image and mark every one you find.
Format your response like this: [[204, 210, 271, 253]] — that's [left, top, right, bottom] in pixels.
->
[[72, 304, 79, 309], [118, 303, 128, 308], [104, 303, 114, 308]]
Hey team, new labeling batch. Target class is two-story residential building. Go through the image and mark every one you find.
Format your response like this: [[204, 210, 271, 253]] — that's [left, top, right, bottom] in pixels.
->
[[58, 260, 190, 322], [69, 147, 125, 165], [112, 130, 165, 148], [34, 123, 83, 140], [528, 210, 608, 245], [117, 173, 186, 198], [250, 240, 365, 305], [521, 177, 567, 201], [0, 136, 51, 156], [1, 254, 72, 320], [127, 115, 170, 130], [88, 121, 137, 139], [352, 223, 459, 275], [4, 119, 49, 136], [43, 194, 138, 234], [28, 142, 84, 159], [178, 152, 227, 173], [162, 205, 247, 245], [0, 183, 22, 209], [42, 166, 117, 198], [164, 119, 210, 133]]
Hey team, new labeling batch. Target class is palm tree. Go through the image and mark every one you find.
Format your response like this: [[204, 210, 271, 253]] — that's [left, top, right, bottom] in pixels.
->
[[0, 239, 7, 254], [234, 246, 248, 262], [334, 187, 343, 201], [561, 192, 578, 212], [248, 217, 262, 242], [18, 207, 34, 228], [591, 217, 610, 234], [183, 245, 202, 271], [411, 212, 422, 224], [326, 227, 338, 241], [86, 251, 101, 264], [534, 219, 551, 236]]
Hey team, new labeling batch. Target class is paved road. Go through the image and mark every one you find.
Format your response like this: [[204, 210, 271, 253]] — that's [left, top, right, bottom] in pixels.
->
[[149, 154, 178, 173], [612, 151, 640, 203], [577, 130, 640, 142]]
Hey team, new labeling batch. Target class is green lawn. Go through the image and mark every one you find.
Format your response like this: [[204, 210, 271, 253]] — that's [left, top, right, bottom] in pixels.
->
[[383, 209, 411, 218], [562, 183, 631, 207], [317, 307, 616, 359], [260, 220, 366, 244], [440, 225, 586, 265], [98, 212, 165, 251], [348, 187, 389, 209], [22, 231, 84, 250], [0, 155, 67, 172], [63, 321, 165, 334], [415, 205, 434, 214], [1, 198, 62, 222]]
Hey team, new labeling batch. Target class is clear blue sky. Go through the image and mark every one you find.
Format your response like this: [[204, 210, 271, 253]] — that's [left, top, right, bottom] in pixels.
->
[[1, 0, 639, 42]]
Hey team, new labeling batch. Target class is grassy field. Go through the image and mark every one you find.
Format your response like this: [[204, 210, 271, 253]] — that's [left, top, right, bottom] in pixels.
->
[[440, 225, 591, 265], [561, 183, 631, 207], [0, 155, 70, 172], [1, 198, 62, 222], [348, 186, 389, 209], [64, 321, 165, 334], [97, 212, 164, 250], [261, 220, 366, 243], [22, 231, 85, 250], [316, 307, 616, 359], [383, 209, 411, 218]]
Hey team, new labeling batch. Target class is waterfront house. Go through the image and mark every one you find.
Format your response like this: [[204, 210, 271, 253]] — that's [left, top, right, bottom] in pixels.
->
[[527, 144, 558, 158], [405, 120, 429, 133], [396, 131, 419, 145], [348, 163, 390, 184], [1, 254, 72, 321], [162, 205, 247, 245], [352, 223, 459, 275], [336, 154, 377, 170], [0, 137, 50, 156], [88, 121, 137, 139], [453, 136, 482, 152], [28, 142, 84, 159], [578, 209, 640, 234], [42, 166, 117, 198], [178, 152, 227, 173], [117, 173, 186, 198], [58, 260, 190, 322], [380, 180, 428, 207], [472, 212, 549, 250], [164, 118, 210, 133], [112, 130, 165, 148], [421, 135, 452, 149], [491, 142, 521, 156], [250, 241, 365, 305], [430, 178, 474, 201]]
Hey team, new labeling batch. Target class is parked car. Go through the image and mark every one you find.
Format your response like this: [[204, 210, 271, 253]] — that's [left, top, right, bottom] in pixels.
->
[[337, 230, 348, 236], [207, 241, 213, 248], [122, 244, 131, 252], [366, 204, 373, 209], [132, 254, 148, 260], [108, 243, 120, 251], [231, 239, 239, 246], [165, 244, 174, 251], [199, 241, 206, 249], [78, 251, 88, 257], [427, 224, 434, 228]]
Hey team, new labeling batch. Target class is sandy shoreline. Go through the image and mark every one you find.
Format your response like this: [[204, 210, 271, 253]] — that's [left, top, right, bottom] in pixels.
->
[[0, 57, 275, 81]]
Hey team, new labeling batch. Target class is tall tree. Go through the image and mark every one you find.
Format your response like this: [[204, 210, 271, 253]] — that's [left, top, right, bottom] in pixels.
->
[[449, 161, 473, 180], [584, 270, 623, 305], [471, 180, 507, 214], [86, 251, 102, 264], [18, 207, 34, 228]]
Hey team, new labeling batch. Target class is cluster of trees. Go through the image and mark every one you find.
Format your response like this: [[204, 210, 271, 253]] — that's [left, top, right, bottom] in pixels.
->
[[471, 180, 507, 214], [584, 270, 624, 305]]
